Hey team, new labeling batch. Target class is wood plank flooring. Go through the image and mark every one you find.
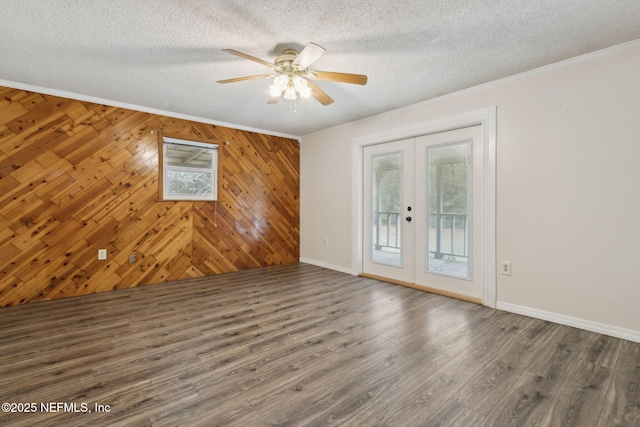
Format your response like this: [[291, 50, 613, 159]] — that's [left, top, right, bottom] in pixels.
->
[[0, 263, 638, 426]]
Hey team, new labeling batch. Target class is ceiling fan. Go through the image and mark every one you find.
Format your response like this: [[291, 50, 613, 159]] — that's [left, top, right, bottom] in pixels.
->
[[217, 42, 367, 107]]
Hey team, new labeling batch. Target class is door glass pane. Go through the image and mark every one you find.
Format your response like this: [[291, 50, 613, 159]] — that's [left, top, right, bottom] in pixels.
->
[[371, 152, 402, 267], [426, 142, 471, 279]]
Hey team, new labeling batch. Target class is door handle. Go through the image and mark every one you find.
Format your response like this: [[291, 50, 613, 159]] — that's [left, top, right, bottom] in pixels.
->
[[405, 216, 412, 222]]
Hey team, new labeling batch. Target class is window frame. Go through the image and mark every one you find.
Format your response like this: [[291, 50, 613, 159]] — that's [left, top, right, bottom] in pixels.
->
[[158, 134, 220, 201]]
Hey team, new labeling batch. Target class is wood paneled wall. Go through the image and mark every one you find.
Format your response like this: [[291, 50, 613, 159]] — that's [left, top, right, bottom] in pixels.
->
[[0, 85, 299, 306]]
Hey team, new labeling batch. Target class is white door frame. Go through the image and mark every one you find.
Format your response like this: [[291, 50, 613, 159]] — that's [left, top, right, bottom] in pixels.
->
[[351, 107, 497, 307]]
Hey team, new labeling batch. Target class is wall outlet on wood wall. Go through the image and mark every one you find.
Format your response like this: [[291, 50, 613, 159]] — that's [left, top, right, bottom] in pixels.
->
[[0, 85, 299, 307], [98, 249, 107, 260]]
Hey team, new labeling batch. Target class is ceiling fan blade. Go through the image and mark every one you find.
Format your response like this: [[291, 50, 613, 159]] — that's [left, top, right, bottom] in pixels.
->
[[306, 80, 334, 106], [267, 95, 281, 104], [293, 43, 326, 69], [217, 74, 274, 84], [222, 49, 273, 68], [309, 71, 368, 85]]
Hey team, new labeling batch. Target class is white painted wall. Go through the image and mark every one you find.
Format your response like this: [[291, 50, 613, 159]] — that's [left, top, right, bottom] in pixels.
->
[[300, 41, 640, 340]]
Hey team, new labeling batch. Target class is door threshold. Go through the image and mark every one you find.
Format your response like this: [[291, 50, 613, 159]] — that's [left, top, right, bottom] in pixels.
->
[[359, 272, 483, 305]]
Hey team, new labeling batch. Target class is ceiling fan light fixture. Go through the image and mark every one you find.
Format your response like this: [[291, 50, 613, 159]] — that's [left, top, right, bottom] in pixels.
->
[[283, 86, 297, 101], [292, 76, 307, 90], [220, 42, 362, 108], [273, 75, 288, 89], [299, 86, 311, 98], [269, 84, 281, 97]]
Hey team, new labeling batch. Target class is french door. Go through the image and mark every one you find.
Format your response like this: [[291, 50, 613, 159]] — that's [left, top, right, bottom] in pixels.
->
[[363, 138, 415, 283], [363, 126, 485, 302]]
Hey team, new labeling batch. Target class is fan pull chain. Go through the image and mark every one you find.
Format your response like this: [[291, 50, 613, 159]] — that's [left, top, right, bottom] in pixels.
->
[[288, 98, 297, 115]]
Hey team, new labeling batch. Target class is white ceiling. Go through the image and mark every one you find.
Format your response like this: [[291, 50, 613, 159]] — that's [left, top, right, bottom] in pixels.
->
[[2, 1, 640, 137]]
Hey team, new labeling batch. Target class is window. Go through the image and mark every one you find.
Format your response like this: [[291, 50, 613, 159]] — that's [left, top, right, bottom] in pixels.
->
[[159, 136, 219, 201]]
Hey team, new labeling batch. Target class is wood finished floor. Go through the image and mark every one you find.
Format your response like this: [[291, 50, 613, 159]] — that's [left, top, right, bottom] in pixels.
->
[[0, 263, 638, 427]]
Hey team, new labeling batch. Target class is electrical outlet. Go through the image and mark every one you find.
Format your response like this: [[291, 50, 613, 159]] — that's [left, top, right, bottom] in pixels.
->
[[323, 237, 328, 246], [501, 261, 512, 275], [129, 254, 137, 264], [98, 249, 107, 260]]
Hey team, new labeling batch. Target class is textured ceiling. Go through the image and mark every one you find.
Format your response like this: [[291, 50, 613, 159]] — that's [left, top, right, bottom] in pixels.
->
[[2, 1, 640, 137]]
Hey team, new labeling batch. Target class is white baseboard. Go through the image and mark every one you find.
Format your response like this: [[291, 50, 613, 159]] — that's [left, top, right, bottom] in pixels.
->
[[299, 258, 354, 275], [295, 261, 640, 344], [496, 302, 640, 343]]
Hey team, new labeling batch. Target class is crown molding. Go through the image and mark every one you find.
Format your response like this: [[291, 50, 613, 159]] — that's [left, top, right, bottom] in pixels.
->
[[302, 38, 640, 140], [0, 79, 301, 142]]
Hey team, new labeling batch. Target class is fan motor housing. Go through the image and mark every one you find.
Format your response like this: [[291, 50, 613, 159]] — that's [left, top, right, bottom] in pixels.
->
[[274, 49, 302, 75]]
